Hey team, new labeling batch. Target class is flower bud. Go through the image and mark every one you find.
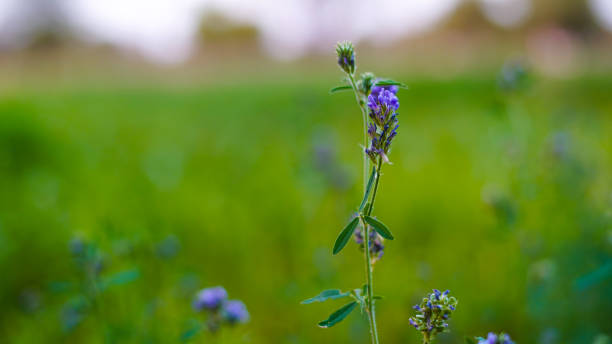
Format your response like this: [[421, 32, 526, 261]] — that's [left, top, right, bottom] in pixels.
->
[[336, 41, 355, 74], [359, 72, 376, 95]]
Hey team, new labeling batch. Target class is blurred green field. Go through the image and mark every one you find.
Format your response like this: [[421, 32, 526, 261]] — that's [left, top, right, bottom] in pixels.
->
[[0, 74, 611, 343]]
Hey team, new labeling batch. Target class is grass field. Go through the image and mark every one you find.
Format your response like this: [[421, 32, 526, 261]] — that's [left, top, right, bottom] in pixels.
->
[[1, 73, 611, 343]]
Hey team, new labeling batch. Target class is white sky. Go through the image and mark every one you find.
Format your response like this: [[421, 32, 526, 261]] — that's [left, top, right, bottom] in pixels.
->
[[65, 0, 462, 63], [1, 0, 611, 63]]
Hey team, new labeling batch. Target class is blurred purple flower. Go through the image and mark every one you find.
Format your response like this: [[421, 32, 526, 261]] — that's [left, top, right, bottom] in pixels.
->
[[478, 332, 515, 344], [193, 286, 227, 311], [223, 300, 249, 324], [354, 226, 385, 262]]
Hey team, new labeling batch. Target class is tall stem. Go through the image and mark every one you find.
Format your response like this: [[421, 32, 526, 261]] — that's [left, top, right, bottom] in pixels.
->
[[347, 72, 383, 344], [368, 158, 383, 217], [346, 73, 382, 344], [347, 73, 369, 193], [360, 156, 383, 344]]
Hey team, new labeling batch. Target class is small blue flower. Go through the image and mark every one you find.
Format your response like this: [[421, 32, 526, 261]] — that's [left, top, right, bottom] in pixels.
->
[[433, 289, 441, 300], [477, 332, 515, 344], [409, 289, 458, 342], [409, 318, 418, 329], [223, 300, 250, 324], [193, 286, 227, 311]]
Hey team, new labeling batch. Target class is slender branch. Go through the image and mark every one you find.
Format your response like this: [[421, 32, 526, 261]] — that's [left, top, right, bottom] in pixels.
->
[[347, 73, 369, 193], [367, 158, 383, 217], [364, 157, 383, 344]]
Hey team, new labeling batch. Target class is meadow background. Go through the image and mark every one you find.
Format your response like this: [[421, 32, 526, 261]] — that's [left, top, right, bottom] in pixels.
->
[[1, 1, 612, 343]]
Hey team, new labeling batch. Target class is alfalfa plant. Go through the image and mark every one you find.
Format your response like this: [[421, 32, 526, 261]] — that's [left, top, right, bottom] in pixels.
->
[[302, 41, 416, 344]]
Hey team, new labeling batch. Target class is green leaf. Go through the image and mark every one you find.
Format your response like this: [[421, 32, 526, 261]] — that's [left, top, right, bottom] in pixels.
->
[[374, 79, 408, 88], [333, 217, 360, 255], [329, 85, 352, 94], [358, 167, 377, 213], [301, 289, 350, 304], [363, 216, 394, 240], [317, 301, 358, 328]]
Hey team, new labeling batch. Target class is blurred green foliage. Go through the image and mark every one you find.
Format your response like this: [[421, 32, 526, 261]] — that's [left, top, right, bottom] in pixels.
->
[[0, 74, 611, 343]]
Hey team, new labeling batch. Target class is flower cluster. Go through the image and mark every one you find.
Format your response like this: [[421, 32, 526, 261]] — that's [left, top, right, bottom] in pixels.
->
[[193, 286, 249, 331], [365, 86, 399, 164], [409, 289, 457, 343], [370, 83, 399, 98], [336, 41, 355, 74], [354, 225, 384, 263], [477, 332, 515, 344]]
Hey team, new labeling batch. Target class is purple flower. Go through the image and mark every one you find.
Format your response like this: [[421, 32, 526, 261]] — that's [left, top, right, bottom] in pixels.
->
[[367, 89, 399, 115], [223, 300, 249, 324], [409, 318, 418, 328], [478, 332, 514, 344], [193, 286, 227, 311], [433, 289, 441, 300], [354, 227, 385, 262], [409, 289, 458, 341], [365, 88, 399, 164], [370, 84, 399, 98]]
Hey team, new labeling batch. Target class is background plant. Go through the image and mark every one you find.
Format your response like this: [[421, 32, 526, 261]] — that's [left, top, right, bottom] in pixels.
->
[[0, 55, 611, 343]]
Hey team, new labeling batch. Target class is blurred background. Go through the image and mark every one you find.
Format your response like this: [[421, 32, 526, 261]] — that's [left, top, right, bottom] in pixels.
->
[[1, 0, 611, 343]]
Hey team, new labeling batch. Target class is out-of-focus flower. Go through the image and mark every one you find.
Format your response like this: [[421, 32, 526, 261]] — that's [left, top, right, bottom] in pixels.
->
[[223, 300, 250, 324], [477, 332, 515, 344], [336, 41, 355, 74], [69, 237, 85, 256], [409, 289, 457, 343], [193, 286, 228, 311], [365, 88, 399, 164], [354, 226, 384, 263], [498, 59, 529, 91]]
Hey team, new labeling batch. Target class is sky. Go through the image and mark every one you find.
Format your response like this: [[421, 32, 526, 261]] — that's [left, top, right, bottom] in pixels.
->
[[0, 0, 611, 64]]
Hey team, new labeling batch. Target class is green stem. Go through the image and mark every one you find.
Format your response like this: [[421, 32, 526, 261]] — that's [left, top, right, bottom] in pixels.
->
[[347, 72, 381, 344], [368, 158, 383, 217], [347, 73, 369, 193], [361, 157, 383, 344]]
